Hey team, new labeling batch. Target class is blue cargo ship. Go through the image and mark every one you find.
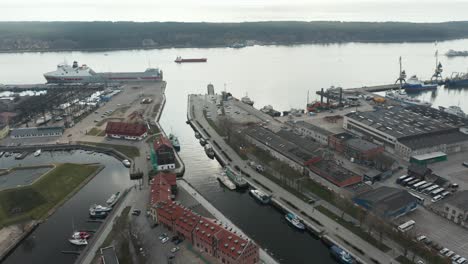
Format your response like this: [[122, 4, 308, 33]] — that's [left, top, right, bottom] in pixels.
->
[[404, 75, 437, 92], [330, 245, 356, 264]]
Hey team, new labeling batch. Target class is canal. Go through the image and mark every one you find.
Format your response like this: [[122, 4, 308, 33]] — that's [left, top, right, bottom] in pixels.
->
[[3, 150, 133, 264]]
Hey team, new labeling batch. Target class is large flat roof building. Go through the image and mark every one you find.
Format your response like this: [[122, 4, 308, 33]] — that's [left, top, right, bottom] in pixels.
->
[[344, 106, 468, 160], [353, 186, 418, 219]]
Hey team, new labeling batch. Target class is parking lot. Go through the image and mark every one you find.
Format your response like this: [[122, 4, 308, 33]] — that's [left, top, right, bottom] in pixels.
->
[[428, 152, 468, 191]]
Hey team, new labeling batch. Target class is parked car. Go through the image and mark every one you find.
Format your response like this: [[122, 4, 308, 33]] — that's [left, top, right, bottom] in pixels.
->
[[446, 251, 455, 258], [132, 209, 141, 216], [452, 255, 461, 262], [171, 247, 180, 253], [159, 233, 168, 240], [463, 162, 468, 168], [416, 235, 427, 242], [161, 237, 169, 243], [440, 248, 449, 255]]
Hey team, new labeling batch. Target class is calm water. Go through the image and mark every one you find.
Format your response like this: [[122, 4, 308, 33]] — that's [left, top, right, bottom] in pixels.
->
[[3, 151, 133, 264], [2, 40, 468, 263]]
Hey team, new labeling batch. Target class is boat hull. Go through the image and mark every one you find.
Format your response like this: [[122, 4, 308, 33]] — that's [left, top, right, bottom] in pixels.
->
[[404, 84, 437, 93]]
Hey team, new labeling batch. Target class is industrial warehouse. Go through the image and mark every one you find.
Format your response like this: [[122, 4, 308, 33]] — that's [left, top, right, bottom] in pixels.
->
[[344, 106, 468, 160]]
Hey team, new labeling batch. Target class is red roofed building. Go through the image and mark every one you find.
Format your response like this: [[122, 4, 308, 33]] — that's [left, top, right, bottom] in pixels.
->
[[214, 229, 259, 264], [105, 121, 147, 140], [152, 135, 175, 170], [149, 173, 260, 264]]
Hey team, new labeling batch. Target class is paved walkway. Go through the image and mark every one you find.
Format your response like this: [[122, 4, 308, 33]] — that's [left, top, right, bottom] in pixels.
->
[[188, 94, 401, 264], [178, 180, 279, 264]]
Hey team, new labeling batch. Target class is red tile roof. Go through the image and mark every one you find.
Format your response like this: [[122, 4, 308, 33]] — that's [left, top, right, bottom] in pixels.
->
[[175, 206, 201, 233], [194, 217, 222, 245], [105, 121, 147, 137], [153, 135, 172, 150], [215, 228, 249, 259]]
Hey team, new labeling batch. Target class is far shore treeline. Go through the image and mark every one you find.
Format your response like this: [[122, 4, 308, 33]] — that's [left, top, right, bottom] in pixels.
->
[[1, 21, 468, 52]]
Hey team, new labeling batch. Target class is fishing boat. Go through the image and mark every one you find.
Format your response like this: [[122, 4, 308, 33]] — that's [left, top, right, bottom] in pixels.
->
[[445, 72, 468, 87], [71, 231, 91, 240], [204, 144, 215, 159], [285, 213, 305, 230], [330, 245, 356, 264], [241, 95, 254, 106], [169, 134, 181, 152], [69, 238, 88, 246], [89, 204, 112, 213], [199, 138, 207, 146], [224, 166, 248, 188], [106, 192, 121, 207], [33, 149, 41, 157], [217, 173, 237, 191], [14, 152, 28, 160], [249, 189, 271, 204]]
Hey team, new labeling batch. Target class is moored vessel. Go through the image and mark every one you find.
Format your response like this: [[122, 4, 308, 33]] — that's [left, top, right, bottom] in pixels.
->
[[241, 95, 254, 106], [445, 49, 468, 57], [34, 149, 41, 157], [403, 75, 437, 92], [122, 159, 131, 168], [385, 90, 432, 107], [71, 231, 91, 240], [169, 134, 181, 152], [439, 105, 466, 118], [175, 56, 207, 63], [445, 72, 468, 87], [89, 204, 112, 213], [0, 152, 4, 158], [199, 138, 207, 146], [195, 132, 201, 139], [330, 245, 356, 264], [217, 173, 237, 190], [249, 189, 271, 204], [89, 210, 108, 219], [204, 144, 215, 159], [224, 166, 248, 188], [106, 192, 121, 207], [68, 238, 88, 246], [285, 213, 305, 230]]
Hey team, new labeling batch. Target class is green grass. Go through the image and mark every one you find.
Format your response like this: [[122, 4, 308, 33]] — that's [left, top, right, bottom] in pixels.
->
[[0, 163, 100, 227], [316, 205, 391, 252], [78, 142, 140, 159], [88, 127, 105, 136]]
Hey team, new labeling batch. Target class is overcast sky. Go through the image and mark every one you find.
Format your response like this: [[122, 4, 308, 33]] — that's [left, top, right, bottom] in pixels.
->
[[1, 0, 467, 22]]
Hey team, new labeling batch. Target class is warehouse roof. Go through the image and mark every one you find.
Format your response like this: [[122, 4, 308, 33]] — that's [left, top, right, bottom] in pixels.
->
[[399, 129, 468, 150], [354, 186, 417, 217], [346, 106, 455, 139], [406, 105, 468, 127], [346, 138, 382, 152], [105, 122, 147, 137], [288, 120, 333, 136], [10, 126, 64, 137]]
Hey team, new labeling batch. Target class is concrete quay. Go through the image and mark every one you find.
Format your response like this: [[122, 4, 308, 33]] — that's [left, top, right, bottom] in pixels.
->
[[187, 94, 401, 264]]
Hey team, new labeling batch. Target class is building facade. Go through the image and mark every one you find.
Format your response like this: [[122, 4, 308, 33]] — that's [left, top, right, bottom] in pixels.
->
[[105, 121, 148, 140], [288, 120, 332, 145], [10, 126, 64, 138], [152, 135, 176, 171], [442, 191, 468, 227]]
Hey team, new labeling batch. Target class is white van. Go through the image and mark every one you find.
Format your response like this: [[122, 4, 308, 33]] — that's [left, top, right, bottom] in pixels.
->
[[431, 195, 443, 203]]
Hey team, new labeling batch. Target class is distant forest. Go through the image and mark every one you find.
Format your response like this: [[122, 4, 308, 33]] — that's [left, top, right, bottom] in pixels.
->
[[1, 21, 468, 52]]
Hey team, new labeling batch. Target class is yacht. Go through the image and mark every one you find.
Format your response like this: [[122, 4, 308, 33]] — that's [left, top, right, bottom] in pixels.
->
[[89, 204, 112, 213], [106, 192, 121, 207], [69, 238, 88, 246], [249, 189, 271, 204], [71, 231, 91, 240], [217, 173, 237, 191], [330, 245, 356, 264]]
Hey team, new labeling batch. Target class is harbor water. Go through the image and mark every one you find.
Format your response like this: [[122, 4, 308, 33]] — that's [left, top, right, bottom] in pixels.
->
[[2, 40, 468, 263]]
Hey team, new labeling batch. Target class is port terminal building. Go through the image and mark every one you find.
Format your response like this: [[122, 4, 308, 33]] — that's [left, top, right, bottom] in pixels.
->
[[441, 190, 468, 228], [343, 106, 468, 160]]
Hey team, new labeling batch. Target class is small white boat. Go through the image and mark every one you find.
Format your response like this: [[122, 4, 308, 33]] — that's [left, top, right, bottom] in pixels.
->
[[89, 204, 112, 213], [4, 152, 11, 158], [122, 159, 131, 168], [69, 238, 88, 246], [249, 189, 271, 204], [34, 149, 41, 157], [106, 192, 121, 207], [0, 152, 4, 158], [217, 173, 236, 190]]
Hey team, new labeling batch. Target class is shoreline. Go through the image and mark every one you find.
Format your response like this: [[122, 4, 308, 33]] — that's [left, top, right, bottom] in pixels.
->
[[0, 37, 465, 54]]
